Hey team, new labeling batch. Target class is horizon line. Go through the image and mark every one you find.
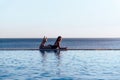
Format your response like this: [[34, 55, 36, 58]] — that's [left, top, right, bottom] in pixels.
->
[[1, 37, 120, 39]]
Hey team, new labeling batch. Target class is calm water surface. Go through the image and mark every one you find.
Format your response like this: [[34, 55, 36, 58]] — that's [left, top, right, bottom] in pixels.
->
[[0, 50, 120, 80], [1, 38, 120, 49]]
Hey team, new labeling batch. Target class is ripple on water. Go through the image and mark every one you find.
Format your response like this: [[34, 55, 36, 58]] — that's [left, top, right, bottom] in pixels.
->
[[51, 77, 73, 80], [1, 50, 120, 80]]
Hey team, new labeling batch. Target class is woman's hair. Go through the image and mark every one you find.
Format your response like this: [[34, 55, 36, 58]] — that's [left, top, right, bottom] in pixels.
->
[[54, 36, 62, 44], [57, 36, 62, 41]]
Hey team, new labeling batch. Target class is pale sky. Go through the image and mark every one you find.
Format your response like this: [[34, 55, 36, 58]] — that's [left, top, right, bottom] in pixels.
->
[[0, 0, 120, 38]]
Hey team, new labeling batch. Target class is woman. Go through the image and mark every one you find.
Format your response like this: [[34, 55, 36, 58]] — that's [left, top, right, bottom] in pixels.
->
[[50, 36, 62, 49], [39, 36, 67, 49]]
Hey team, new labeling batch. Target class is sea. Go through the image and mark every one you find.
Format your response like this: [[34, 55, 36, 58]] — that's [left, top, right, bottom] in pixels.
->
[[0, 38, 120, 49], [1, 38, 120, 80]]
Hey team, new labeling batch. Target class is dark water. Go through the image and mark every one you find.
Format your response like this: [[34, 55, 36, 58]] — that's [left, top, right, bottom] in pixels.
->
[[0, 38, 120, 49]]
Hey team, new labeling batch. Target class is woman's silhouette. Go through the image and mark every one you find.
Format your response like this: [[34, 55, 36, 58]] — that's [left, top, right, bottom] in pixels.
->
[[39, 36, 67, 50]]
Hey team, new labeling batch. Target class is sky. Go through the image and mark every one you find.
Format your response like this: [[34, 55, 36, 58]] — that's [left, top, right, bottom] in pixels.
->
[[0, 0, 120, 38]]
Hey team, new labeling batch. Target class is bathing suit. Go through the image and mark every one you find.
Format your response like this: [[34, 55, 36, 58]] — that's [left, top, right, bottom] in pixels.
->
[[49, 45, 58, 49]]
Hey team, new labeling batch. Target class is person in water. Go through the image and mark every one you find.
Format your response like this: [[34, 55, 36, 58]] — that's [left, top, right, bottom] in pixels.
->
[[39, 36, 67, 49]]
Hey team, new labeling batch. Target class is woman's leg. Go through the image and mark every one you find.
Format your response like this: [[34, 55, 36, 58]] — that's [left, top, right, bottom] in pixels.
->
[[39, 36, 51, 49], [39, 36, 47, 49]]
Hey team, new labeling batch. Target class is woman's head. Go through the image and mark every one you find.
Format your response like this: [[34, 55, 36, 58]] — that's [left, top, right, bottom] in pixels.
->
[[57, 36, 62, 42]]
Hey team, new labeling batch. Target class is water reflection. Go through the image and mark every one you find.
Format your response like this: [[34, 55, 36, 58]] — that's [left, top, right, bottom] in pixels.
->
[[39, 49, 61, 67], [39, 50, 62, 76], [39, 49, 61, 60]]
